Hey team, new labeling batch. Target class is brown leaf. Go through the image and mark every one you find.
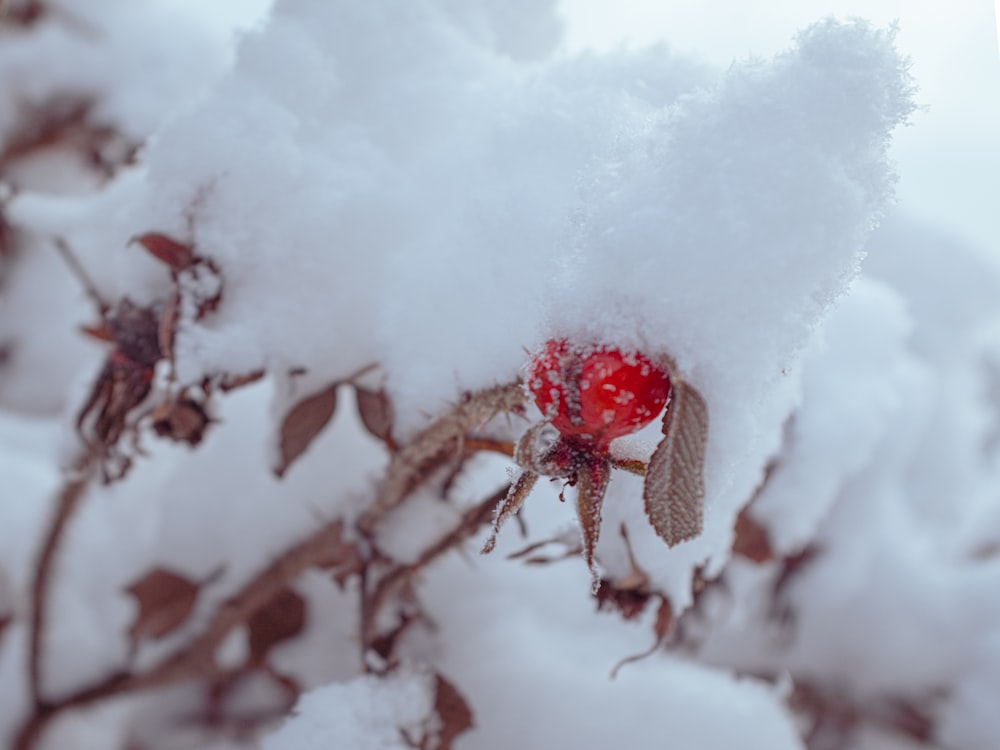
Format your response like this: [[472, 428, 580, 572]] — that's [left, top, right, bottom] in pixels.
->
[[771, 545, 821, 624], [432, 673, 474, 750], [80, 321, 115, 343], [131, 233, 195, 271], [355, 386, 395, 448], [247, 587, 306, 665], [274, 383, 338, 477], [595, 580, 650, 620], [126, 568, 200, 645], [732, 506, 774, 563], [643, 379, 709, 547], [595, 524, 651, 619]]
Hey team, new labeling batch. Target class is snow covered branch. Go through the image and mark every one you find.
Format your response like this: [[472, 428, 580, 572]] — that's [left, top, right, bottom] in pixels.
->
[[4, 2, 1000, 750]]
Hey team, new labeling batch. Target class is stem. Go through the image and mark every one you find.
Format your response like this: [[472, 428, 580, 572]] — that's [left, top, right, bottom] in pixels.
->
[[53, 238, 108, 317], [463, 437, 515, 457], [27, 455, 96, 706], [362, 484, 508, 654], [610, 456, 646, 476], [14, 517, 354, 750]]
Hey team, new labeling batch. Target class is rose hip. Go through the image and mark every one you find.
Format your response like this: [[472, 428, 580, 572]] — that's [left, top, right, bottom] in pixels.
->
[[526, 339, 671, 447]]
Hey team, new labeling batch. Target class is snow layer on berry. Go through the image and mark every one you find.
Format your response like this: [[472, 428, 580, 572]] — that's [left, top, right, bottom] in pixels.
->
[[261, 668, 434, 750], [6, 0, 714, 433], [544, 19, 916, 603]]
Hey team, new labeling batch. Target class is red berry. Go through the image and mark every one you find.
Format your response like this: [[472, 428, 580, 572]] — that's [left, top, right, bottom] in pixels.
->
[[526, 339, 671, 446]]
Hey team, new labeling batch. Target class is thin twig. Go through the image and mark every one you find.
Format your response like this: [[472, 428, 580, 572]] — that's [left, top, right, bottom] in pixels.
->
[[462, 437, 515, 457], [27, 454, 97, 706], [53, 238, 109, 317], [361, 484, 508, 656]]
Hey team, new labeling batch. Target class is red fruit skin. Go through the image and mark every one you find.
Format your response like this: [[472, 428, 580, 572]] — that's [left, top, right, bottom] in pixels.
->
[[527, 339, 671, 446]]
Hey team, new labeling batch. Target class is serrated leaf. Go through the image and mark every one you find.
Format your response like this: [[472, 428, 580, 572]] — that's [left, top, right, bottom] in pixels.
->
[[125, 568, 200, 645], [643, 379, 708, 547], [247, 587, 306, 664], [275, 383, 338, 477], [432, 673, 474, 749], [355, 386, 395, 447], [131, 233, 195, 271]]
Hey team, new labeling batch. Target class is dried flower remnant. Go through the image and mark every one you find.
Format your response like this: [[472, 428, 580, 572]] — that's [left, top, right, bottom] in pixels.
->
[[76, 298, 164, 470]]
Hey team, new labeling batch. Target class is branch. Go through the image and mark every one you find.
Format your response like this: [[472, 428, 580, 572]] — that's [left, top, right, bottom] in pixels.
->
[[14, 517, 356, 750], [361, 484, 509, 658], [15, 388, 521, 749], [358, 381, 525, 535], [27, 455, 97, 706]]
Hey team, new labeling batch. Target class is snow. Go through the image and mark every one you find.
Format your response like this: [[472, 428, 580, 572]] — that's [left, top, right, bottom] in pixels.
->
[[1, 0, 999, 748], [261, 668, 435, 750]]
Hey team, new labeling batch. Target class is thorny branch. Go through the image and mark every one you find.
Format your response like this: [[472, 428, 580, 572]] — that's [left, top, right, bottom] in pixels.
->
[[14, 514, 356, 750], [361, 483, 510, 664], [13, 384, 523, 750]]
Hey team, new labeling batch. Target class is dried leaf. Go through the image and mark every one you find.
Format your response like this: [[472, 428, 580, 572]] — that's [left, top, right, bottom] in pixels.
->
[[126, 568, 200, 645], [771, 545, 821, 624], [106, 299, 162, 368], [732, 506, 774, 563], [1, 0, 47, 27], [131, 233, 194, 271], [356, 386, 395, 447], [432, 673, 474, 750], [247, 587, 306, 665], [643, 379, 709, 547], [274, 383, 338, 477], [596, 524, 651, 619], [80, 321, 115, 343], [595, 581, 650, 620]]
